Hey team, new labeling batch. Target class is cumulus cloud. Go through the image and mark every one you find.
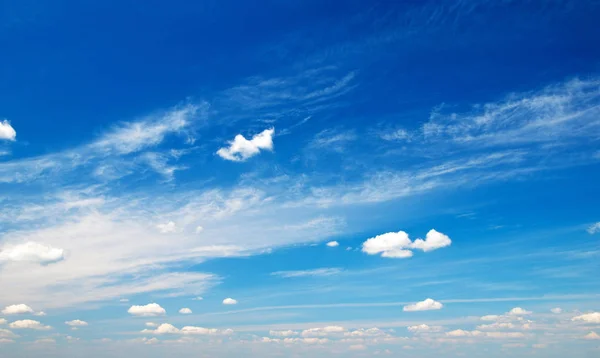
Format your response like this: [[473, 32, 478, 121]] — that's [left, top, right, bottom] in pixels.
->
[[301, 326, 346, 337], [270, 330, 298, 337], [326, 241, 339, 247], [2, 304, 34, 315], [584, 331, 600, 340], [216, 128, 274, 162], [588, 222, 600, 234], [179, 308, 192, 314], [407, 324, 443, 333], [0, 319, 6, 325], [192, 296, 203, 301], [0, 242, 65, 264], [361, 229, 451, 258], [222, 298, 237, 305], [145, 322, 158, 327], [477, 322, 516, 330], [550, 308, 562, 314], [65, 320, 88, 327], [128, 303, 166, 317], [572, 312, 600, 324], [142, 323, 233, 336], [508, 307, 532, 316], [403, 298, 443, 312], [344, 328, 386, 337], [34, 311, 46, 316], [0, 120, 16, 141], [446, 329, 483, 337], [481, 315, 501, 321], [9, 319, 51, 330], [156, 221, 178, 234]]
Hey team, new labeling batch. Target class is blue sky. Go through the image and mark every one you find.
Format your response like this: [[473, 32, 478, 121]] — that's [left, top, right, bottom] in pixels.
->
[[1, 0, 600, 356]]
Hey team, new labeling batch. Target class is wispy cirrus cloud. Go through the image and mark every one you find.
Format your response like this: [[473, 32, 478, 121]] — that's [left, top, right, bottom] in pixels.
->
[[271, 268, 342, 278]]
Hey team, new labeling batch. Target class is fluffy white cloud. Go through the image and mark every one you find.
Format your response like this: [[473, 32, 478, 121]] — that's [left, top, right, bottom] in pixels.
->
[[302, 326, 346, 337], [222, 298, 237, 305], [550, 308, 563, 314], [127, 303, 166, 317], [156, 221, 177, 234], [2, 304, 34, 315], [588, 222, 600, 234], [508, 307, 532, 316], [0, 242, 65, 264], [0, 120, 16, 141], [572, 312, 600, 324], [34, 311, 46, 316], [65, 320, 88, 327], [403, 298, 443, 312], [407, 324, 442, 333], [486, 332, 525, 339], [9, 319, 51, 330], [361, 229, 451, 258], [411, 229, 452, 252], [326, 241, 339, 247], [270, 330, 298, 337], [145, 322, 158, 327], [446, 329, 483, 337], [216, 128, 274, 162], [179, 308, 192, 314], [480, 315, 500, 321], [142, 323, 233, 336], [344, 328, 386, 337], [477, 322, 515, 330], [584, 331, 600, 340], [192, 296, 203, 301]]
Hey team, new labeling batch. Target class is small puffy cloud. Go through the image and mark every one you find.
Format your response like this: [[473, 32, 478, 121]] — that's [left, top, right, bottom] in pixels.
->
[[326, 241, 339, 247], [407, 324, 442, 333], [270, 330, 298, 337], [349, 344, 367, 350], [584, 331, 600, 340], [403, 298, 443, 312], [587, 222, 600, 234], [120, 299, 129, 303], [362, 229, 451, 258], [156, 221, 177, 234], [344, 328, 386, 337], [65, 320, 88, 327], [216, 128, 274, 162], [145, 322, 158, 327], [2, 304, 34, 315], [34, 311, 46, 316], [481, 315, 500, 321], [0, 242, 65, 264], [222, 298, 237, 305], [128, 303, 166, 317], [477, 322, 515, 330], [550, 308, 562, 314], [0, 120, 16, 141], [179, 308, 192, 314], [446, 329, 483, 337], [9, 320, 51, 330], [411, 229, 452, 252], [572, 312, 600, 324], [486, 332, 525, 339], [508, 307, 532, 316], [302, 326, 345, 337], [192, 296, 203, 301], [142, 323, 233, 336]]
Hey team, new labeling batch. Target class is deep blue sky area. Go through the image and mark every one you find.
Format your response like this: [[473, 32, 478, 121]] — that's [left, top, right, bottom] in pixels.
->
[[0, 1, 599, 357]]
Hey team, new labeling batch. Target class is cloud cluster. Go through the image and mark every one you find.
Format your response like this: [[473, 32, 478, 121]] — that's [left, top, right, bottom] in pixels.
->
[[572, 312, 600, 324], [362, 229, 451, 258], [403, 298, 443, 312], [142, 323, 233, 336], [301, 326, 345, 337], [216, 128, 274, 162], [128, 303, 166, 317], [0, 242, 65, 264]]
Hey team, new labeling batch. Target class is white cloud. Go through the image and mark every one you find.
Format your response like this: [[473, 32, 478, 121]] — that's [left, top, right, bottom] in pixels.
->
[[446, 329, 483, 337], [344, 328, 386, 337], [216, 128, 274, 162], [192, 296, 203, 301], [33, 311, 46, 316], [572, 312, 600, 324], [270, 330, 298, 337], [0, 328, 18, 338], [508, 307, 532, 316], [326, 241, 339, 247], [403, 298, 443, 312], [0, 319, 6, 325], [411, 229, 452, 252], [361, 229, 451, 258], [407, 324, 442, 333], [128, 303, 166, 317], [145, 322, 158, 327], [142, 323, 233, 336], [179, 308, 192, 314], [222, 298, 237, 305], [2, 304, 34, 315], [156, 221, 178, 234], [65, 320, 88, 327], [302, 326, 346, 337], [477, 322, 515, 330], [0, 242, 65, 264], [349, 344, 367, 350], [9, 319, 51, 330], [0, 120, 16, 141], [481, 315, 500, 321], [271, 268, 342, 278], [195, 226, 204, 233], [550, 307, 562, 314], [584, 331, 600, 340], [486, 332, 525, 339], [120, 298, 129, 303], [588, 222, 600, 234]]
